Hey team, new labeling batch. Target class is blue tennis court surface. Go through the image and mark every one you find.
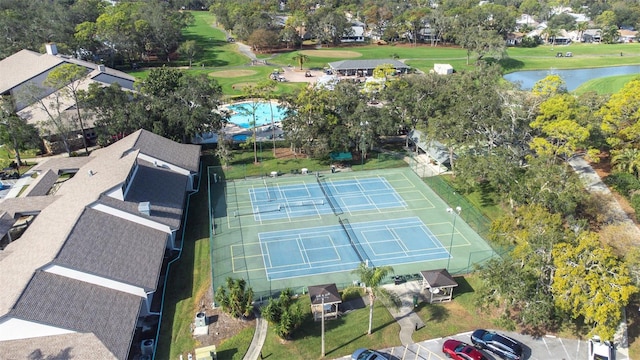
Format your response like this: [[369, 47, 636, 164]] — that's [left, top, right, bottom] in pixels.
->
[[259, 217, 449, 280], [247, 177, 406, 221]]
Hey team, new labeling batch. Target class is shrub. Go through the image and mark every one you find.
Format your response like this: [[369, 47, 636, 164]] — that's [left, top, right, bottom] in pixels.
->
[[520, 36, 541, 48], [605, 172, 640, 197], [630, 193, 640, 221], [341, 286, 364, 302]]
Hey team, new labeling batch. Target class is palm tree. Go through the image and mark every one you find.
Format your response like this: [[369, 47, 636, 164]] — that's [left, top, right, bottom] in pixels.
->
[[612, 148, 640, 178], [352, 262, 396, 335], [292, 53, 309, 70], [576, 22, 588, 42], [542, 27, 559, 46]]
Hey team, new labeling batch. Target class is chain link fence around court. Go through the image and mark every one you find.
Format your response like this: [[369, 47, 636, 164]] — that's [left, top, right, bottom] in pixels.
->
[[418, 169, 510, 275], [207, 160, 506, 302]]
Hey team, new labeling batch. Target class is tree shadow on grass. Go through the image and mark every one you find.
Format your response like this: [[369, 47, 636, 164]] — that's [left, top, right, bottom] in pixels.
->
[[426, 304, 450, 323], [182, 32, 236, 67], [496, 57, 525, 71], [215, 348, 239, 359], [478, 180, 497, 207], [324, 318, 399, 357]]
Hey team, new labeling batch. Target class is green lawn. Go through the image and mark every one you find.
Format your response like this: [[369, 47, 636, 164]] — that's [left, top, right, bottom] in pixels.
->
[[220, 144, 407, 179], [259, 297, 401, 360], [156, 154, 219, 360], [574, 74, 640, 94], [0, 146, 39, 171], [121, 12, 640, 97]]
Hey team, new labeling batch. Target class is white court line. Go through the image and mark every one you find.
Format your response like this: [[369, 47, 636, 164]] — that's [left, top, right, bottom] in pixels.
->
[[296, 234, 310, 264], [262, 241, 272, 269]]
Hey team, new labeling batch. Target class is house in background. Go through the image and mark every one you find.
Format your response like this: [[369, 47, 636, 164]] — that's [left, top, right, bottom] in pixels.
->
[[0, 129, 200, 359], [342, 20, 366, 43], [0, 44, 136, 153]]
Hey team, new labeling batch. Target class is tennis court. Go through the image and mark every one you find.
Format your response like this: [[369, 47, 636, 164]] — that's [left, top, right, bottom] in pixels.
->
[[242, 177, 406, 220], [258, 217, 451, 280], [209, 167, 496, 297]]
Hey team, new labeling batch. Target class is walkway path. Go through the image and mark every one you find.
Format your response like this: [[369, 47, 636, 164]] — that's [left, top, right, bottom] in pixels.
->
[[382, 281, 425, 346], [243, 309, 268, 360]]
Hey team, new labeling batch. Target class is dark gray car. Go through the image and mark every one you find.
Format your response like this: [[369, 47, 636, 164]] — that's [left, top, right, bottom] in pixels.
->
[[471, 329, 523, 360]]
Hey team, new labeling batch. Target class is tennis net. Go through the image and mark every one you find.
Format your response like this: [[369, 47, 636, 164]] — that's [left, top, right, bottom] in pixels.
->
[[338, 217, 369, 264], [316, 175, 343, 215]]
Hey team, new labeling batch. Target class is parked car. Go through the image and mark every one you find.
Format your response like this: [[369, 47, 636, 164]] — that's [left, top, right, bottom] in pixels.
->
[[351, 348, 387, 360], [442, 339, 488, 360], [471, 329, 522, 360], [588, 336, 615, 360]]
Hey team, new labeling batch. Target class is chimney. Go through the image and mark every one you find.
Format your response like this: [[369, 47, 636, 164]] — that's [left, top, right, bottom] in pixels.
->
[[97, 64, 106, 72], [138, 202, 151, 216], [45, 43, 58, 55]]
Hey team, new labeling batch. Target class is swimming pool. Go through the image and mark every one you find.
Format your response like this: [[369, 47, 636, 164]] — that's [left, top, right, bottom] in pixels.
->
[[225, 102, 288, 129]]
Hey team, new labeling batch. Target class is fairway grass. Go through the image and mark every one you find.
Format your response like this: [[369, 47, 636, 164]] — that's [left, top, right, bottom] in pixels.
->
[[210, 69, 258, 78], [165, 11, 640, 97], [574, 74, 640, 94], [299, 49, 362, 58]]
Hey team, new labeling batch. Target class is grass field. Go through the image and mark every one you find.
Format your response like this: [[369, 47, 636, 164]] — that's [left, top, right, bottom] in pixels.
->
[[574, 74, 640, 94], [142, 11, 640, 97]]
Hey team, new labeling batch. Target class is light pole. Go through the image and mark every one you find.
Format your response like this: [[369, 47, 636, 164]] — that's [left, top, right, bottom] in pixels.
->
[[318, 293, 329, 357], [446, 206, 462, 271], [360, 121, 369, 169]]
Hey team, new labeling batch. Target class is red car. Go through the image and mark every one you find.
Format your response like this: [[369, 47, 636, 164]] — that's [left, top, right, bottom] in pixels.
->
[[443, 339, 489, 360]]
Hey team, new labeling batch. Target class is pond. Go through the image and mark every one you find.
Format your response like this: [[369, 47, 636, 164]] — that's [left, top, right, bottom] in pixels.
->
[[504, 65, 640, 91]]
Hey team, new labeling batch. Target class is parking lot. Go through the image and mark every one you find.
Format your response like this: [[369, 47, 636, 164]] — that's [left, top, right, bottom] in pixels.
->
[[335, 330, 629, 360]]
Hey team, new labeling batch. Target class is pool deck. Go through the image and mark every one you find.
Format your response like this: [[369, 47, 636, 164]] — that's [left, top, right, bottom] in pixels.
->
[[195, 100, 286, 144]]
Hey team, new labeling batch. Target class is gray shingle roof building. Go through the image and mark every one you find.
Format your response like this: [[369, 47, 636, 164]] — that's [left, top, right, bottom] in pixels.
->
[[328, 59, 410, 76], [0, 129, 200, 359], [9, 271, 142, 359], [0, 46, 136, 153]]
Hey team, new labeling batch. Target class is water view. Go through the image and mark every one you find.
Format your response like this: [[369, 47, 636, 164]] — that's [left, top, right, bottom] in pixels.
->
[[504, 65, 640, 91]]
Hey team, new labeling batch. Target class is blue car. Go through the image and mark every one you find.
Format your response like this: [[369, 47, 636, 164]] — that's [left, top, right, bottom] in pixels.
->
[[351, 348, 387, 360]]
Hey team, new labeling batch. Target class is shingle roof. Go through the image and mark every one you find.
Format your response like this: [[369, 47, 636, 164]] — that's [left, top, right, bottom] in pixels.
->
[[1, 332, 116, 360], [9, 271, 141, 360], [0, 195, 60, 217], [0, 211, 16, 242], [132, 129, 201, 172], [308, 283, 342, 304], [420, 269, 458, 288], [30, 155, 93, 174], [0, 129, 199, 358], [0, 49, 63, 94], [0, 48, 135, 95], [328, 59, 410, 71], [52, 208, 167, 291], [23, 169, 58, 197]]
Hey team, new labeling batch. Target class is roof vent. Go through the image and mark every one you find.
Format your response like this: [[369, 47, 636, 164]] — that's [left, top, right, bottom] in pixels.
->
[[138, 201, 151, 216], [45, 43, 58, 55], [140, 339, 154, 356], [97, 64, 105, 72], [88, 170, 94, 177]]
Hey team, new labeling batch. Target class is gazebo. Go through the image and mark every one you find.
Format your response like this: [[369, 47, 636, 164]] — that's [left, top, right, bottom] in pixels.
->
[[308, 283, 342, 321], [420, 269, 458, 303]]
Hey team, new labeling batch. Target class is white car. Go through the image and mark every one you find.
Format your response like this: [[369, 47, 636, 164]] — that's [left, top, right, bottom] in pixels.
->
[[588, 336, 615, 360]]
